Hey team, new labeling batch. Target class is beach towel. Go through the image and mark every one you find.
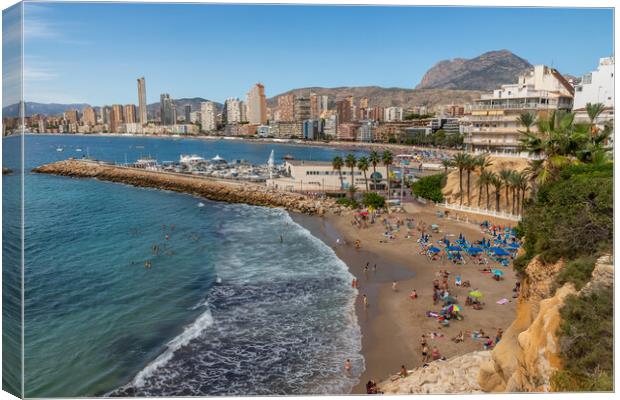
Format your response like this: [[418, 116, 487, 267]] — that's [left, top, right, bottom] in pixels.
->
[[496, 298, 509, 305]]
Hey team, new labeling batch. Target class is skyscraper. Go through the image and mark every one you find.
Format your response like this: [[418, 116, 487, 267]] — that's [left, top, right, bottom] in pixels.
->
[[277, 94, 295, 122], [224, 98, 242, 123], [294, 97, 311, 121], [137, 77, 148, 125], [200, 101, 217, 132], [246, 83, 267, 124], [184, 105, 191, 123], [160, 93, 174, 125], [124, 104, 137, 124], [336, 100, 353, 124], [102, 106, 111, 126], [109, 104, 124, 132], [82, 107, 97, 126], [64, 110, 79, 124]]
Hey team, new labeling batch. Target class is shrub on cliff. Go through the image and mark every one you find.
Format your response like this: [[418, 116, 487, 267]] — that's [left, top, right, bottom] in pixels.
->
[[361, 192, 385, 209], [513, 162, 612, 274], [553, 287, 613, 392], [412, 173, 446, 203]]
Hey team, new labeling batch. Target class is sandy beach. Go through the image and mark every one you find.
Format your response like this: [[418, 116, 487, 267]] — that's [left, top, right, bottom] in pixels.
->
[[293, 201, 518, 394]]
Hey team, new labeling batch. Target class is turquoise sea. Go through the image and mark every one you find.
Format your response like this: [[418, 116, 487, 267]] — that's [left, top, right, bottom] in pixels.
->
[[2, 135, 367, 397]]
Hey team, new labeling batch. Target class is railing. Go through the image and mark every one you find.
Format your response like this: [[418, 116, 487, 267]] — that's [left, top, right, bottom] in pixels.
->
[[439, 201, 521, 221]]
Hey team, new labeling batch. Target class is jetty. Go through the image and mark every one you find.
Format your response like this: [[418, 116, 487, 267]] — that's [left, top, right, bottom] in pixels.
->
[[33, 159, 337, 215]]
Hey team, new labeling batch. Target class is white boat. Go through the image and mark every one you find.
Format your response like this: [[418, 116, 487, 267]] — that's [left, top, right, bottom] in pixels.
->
[[56, 147, 64, 152], [211, 154, 227, 164], [75, 148, 82, 152], [179, 154, 206, 164]]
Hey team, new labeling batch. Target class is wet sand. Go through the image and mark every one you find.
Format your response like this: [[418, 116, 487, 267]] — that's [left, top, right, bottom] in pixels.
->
[[292, 202, 518, 394]]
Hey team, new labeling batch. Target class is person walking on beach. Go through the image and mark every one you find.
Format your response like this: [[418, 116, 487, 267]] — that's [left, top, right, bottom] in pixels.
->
[[344, 359, 352, 372], [392, 281, 398, 292], [363, 294, 369, 308]]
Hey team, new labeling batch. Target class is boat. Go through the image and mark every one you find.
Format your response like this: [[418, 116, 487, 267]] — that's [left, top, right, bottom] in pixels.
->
[[211, 154, 227, 164], [179, 154, 206, 164], [75, 148, 82, 152], [56, 147, 64, 152], [282, 154, 294, 160]]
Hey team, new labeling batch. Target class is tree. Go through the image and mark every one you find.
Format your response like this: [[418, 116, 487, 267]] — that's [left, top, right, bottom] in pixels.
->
[[517, 112, 536, 133], [499, 169, 513, 211], [491, 173, 502, 212], [517, 172, 529, 215], [478, 170, 494, 210], [451, 153, 469, 205], [585, 102, 606, 133], [441, 159, 453, 174], [412, 174, 445, 203], [357, 156, 370, 191], [332, 156, 344, 190], [475, 154, 492, 207], [382, 150, 394, 199], [464, 154, 477, 205], [362, 192, 386, 209], [344, 154, 357, 197], [369, 150, 380, 177]]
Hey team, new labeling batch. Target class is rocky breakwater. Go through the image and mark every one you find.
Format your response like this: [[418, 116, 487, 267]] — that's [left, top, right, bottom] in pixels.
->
[[378, 351, 492, 394], [32, 160, 340, 215], [478, 254, 613, 392]]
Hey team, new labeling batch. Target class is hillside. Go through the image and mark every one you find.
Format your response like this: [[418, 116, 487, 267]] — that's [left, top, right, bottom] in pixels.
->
[[415, 50, 532, 91], [267, 87, 484, 109]]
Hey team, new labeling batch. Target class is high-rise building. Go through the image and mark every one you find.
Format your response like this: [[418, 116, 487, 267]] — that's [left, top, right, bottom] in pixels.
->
[[124, 104, 137, 124], [82, 107, 97, 126], [240, 101, 247, 122], [137, 77, 148, 125], [102, 106, 111, 126], [160, 93, 174, 125], [184, 104, 191, 123], [294, 97, 311, 121], [200, 101, 217, 132], [277, 94, 295, 122], [64, 110, 79, 124], [336, 100, 353, 124], [109, 104, 124, 132], [224, 98, 242, 123], [171, 104, 178, 124], [246, 83, 267, 124]]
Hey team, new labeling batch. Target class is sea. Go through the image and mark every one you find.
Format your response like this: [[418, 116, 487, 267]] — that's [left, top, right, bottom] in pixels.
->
[[2, 134, 368, 397]]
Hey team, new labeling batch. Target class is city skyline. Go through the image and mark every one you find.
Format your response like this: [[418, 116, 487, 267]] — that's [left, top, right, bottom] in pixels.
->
[[11, 3, 614, 105]]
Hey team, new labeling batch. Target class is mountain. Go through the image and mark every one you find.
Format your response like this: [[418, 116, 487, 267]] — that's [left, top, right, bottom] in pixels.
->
[[3, 102, 92, 118], [3, 98, 223, 118], [415, 50, 533, 91], [267, 86, 484, 109]]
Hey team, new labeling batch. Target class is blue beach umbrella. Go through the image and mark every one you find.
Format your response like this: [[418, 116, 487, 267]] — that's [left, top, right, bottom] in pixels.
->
[[446, 246, 462, 252], [492, 269, 504, 276], [491, 247, 510, 256], [428, 246, 441, 253], [466, 247, 483, 255]]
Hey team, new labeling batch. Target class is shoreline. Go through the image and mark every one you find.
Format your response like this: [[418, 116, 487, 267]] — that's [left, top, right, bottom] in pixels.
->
[[292, 202, 518, 394]]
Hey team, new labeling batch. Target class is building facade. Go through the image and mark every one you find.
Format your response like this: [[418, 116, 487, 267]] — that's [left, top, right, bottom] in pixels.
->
[[160, 93, 174, 125], [267, 160, 377, 192], [573, 57, 614, 126], [137, 77, 148, 125], [277, 94, 295, 122], [246, 83, 267, 124], [82, 107, 97, 126], [224, 98, 242, 123], [294, 97, 311, 121], [461, 65, 574, 152], [200, 101, 218, 132], [384, 107, 404, 122], [124, 104, 137, 124]]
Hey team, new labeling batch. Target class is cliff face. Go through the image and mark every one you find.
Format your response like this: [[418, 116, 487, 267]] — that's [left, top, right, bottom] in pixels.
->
[[478, 255, 613, 392]]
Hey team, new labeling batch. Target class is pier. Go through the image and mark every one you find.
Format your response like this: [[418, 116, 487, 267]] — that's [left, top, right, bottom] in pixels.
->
[[32, 159, 337, 215]]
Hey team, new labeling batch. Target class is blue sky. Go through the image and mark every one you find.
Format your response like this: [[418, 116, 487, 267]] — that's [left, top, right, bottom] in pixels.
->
[[15, 2, 614, 105]]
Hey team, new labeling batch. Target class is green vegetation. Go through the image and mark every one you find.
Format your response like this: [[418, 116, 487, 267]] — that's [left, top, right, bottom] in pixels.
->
[[336, 197, 358, 208], [412, 173, 445, 203], [361, 192, 385, 209], [557, 256, 597, 290], [552, 288, 613, 392], [403, 113, 434, 120], [404, 130, 464, 148]]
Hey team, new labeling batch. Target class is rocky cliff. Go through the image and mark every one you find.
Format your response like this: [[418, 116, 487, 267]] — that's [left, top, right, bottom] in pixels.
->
[[478, 255, 613, 392], [416, 50, 532, 91], [32, 160, 339, 216]]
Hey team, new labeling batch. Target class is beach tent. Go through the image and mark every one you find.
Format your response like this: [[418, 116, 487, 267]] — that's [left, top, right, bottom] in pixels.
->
[[469, 290, 483, 298], [492, 269, 504, 276], [446, 246, 462, 252], [448, 304, 461, 313], [428, 246, 441, 253]]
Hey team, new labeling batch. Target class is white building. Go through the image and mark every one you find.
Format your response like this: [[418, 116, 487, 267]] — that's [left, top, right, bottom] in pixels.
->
[[200, 101, 218, 132], [358, 121, 375, 142], [323, 114, 338, 138], [225, 98, 242, 123], [190, 111, 202, 124], [573, 57, 614, 125], [461, 65, 574, 152], [384, 107, 404, 122]]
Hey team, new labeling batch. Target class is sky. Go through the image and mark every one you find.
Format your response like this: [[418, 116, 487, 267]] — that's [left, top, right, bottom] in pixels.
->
[[5, 2, 615, 106]]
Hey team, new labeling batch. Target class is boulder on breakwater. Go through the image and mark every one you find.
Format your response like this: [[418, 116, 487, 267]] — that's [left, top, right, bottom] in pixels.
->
[[32, 160, 340, 216]]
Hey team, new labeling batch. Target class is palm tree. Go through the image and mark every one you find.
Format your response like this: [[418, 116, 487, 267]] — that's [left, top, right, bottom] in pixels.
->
[[464, 155, 477, 206], [369, 150, 380, 176], [332, 156, 344, 190], [499, 169, 513, 211], [586, 102, 606, 134], [475, 154, 493, 207], [451, 153, 469, 205], [509, 171, 519, 215], [344, 154, 357, 196], [382, 150, 394, 199], [477, 170, 494, 210], [357, 156, 370, 192], [441, 159, 453, 174], [517, 112, 536, 133], [490, 173, 502, 212], [517, 172, 529, 215]]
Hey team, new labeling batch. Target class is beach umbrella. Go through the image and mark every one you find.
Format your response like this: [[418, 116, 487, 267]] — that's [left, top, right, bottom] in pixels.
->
[[449, 304, 461, 313], [428, 246, 441, 253], [509, 242, 520, 248], [492, 269, 504, 276], [467, 247, 483, 254], [446, 245, 462, 252], [469, 290, 483, 298], [491, 247, 510, 256]]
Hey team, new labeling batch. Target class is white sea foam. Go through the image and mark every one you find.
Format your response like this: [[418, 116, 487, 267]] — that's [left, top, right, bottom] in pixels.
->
[[131, 305, 214, 388]]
